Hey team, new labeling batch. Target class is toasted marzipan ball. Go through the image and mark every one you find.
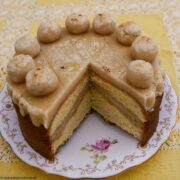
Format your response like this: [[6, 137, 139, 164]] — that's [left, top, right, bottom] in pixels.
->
[[7, 54, 35, 83], [93, 13, 115, 35], [116, 21, 141, 46], [26, 66, 59, 96], [126, 60, 154, 89], [65, 13, 89, 34], [37, 20, 61, 43], [130, 36, 158, 63], [15, 35, 40, 58]]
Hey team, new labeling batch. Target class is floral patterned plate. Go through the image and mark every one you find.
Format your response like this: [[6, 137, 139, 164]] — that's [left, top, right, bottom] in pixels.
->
[[0, 76, 177, 179]]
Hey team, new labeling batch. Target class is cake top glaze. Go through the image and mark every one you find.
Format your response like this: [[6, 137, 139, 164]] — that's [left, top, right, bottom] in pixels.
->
[[7, 13, 165, 128]]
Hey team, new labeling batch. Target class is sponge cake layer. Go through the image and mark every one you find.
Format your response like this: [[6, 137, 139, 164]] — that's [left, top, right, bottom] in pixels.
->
[[52, 91, 91, 154], [91, 88, 143, 140], [91, 73, 146, 122]]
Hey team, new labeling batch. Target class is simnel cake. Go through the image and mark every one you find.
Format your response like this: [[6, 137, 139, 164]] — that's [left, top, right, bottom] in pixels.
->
[[7, 13, 165, 159]]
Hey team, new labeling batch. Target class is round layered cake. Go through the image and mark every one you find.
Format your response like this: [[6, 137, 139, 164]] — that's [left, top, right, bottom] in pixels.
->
[[7, 13, 164, 159]]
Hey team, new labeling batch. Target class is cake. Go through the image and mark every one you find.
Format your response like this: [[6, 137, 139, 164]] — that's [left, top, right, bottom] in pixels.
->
[[6, 13, 165, 159]]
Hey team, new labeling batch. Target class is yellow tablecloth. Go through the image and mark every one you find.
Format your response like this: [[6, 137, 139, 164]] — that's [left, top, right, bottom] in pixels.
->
[[0, 0, 180, 179]]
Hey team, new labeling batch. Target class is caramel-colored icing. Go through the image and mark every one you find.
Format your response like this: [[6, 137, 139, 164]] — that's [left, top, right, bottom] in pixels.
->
[[7, 28, 164, 128]]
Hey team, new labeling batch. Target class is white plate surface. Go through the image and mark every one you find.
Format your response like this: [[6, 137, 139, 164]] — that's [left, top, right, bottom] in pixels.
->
[[0, 76, 177, 178]]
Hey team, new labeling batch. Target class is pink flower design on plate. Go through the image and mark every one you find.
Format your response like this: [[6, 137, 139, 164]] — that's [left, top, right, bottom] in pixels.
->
[[80, 138, 118, 164], [91, 139, 111, 152]]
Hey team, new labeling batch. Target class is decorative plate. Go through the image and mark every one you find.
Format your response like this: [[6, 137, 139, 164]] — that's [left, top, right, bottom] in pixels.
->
[[0, 76, 177, 179]]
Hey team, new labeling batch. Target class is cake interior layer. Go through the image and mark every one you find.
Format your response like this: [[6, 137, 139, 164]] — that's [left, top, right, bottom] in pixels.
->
[[91, 88, 143, 140], [49, 74, 89, 136], [91, 73, 146, 122], [92, 82, 143, 128], [49, 74, 148, 150], [52, 91, 91, 154]]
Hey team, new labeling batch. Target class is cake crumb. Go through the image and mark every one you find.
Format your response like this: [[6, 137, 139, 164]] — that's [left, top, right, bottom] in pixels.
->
[[60, 66, 65, 69], [102, 65, 111, 73]]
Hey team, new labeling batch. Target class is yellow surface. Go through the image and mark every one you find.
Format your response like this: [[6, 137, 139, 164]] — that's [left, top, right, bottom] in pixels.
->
[[0, 0, 180, 179], [0, 150, 180, 180]]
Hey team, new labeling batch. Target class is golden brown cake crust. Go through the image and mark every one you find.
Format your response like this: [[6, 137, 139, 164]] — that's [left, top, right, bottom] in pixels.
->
[[141, 95, 163, 145], [14, 104, 53, 159]]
